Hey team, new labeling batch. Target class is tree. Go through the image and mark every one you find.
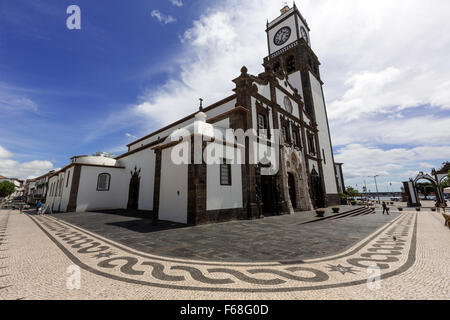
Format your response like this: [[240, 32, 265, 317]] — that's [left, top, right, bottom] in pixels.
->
[[345, 186, 358, 199], [440, 170, 450, 189], [0, 181, 15, 198], [415, 182, 434, 199]]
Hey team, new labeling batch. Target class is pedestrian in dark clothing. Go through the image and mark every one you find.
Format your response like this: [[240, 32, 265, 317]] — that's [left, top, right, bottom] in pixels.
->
[[382, 202, 389, 215]]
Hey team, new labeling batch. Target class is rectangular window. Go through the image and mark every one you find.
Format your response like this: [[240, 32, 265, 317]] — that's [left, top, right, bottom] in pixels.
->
[[257, 113, 266, 130], [220, 159, 232, 186], [322, 149, 326, 164], [293, 128, 300, 148], [308, 134, 316, 155], [282, 125, 290, 144]]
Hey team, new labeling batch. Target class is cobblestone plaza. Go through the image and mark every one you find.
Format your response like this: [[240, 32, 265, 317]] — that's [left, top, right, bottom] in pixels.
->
[[0, 207, 449, 300]]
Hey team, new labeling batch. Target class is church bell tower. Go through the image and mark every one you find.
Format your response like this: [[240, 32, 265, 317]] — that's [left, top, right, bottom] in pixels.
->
[[264, 2, 320, 117], [264, 2, 340, 203]]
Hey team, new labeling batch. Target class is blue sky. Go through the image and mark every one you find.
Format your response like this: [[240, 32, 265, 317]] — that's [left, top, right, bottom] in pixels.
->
[[1, 0, 450, 192], [0, 0, 191, 163]]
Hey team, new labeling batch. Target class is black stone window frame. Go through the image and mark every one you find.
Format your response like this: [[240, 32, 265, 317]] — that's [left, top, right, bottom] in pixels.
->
[[307, 132, 316, 155], [97, 173, 111, 191], [280, 118, 291, 145], [256, 102, 271, 140], [292, 125, 302, 149], [220, 159, 232, 186]]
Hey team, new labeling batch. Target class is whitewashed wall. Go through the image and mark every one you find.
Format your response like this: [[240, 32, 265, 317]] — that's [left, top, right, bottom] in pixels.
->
[[309, 72, 338, 194], [206, 144, 243, 211], [59, 166, 74, 212], [288, 71, 304, 101], [119, 148, 156, 211], [46, 175, 58, 212], [275, 87, 300, 119], [158, 147, 188, 224], [76, 166, 126, 212]]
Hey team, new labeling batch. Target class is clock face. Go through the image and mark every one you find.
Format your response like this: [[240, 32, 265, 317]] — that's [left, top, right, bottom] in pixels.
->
[[301, 27, 309, 44], [273, 27, 291, 46], [284, 96, 293, 113]]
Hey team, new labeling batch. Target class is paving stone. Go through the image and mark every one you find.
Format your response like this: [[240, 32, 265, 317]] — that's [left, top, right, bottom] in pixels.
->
[[0, 209, 449, 299]]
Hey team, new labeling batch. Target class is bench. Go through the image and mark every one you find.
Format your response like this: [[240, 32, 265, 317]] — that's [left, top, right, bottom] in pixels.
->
[[442, 213, 450, 228]]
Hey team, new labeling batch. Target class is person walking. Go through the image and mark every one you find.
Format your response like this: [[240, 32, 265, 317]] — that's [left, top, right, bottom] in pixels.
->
[[382, 201, 389, 215], [36, 200, 43, 215]]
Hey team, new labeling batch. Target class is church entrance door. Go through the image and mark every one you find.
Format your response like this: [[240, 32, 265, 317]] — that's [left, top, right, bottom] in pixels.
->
[[261, 175, 277, 216], [288, 173, 297, 209], [127, 167, 141, 210], [310, 168, 325, 209]]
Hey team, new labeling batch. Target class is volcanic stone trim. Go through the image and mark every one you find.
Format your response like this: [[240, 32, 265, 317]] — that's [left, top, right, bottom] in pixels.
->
[[187, 139, 207, 225], [326, 194, 341, 207], [67, 165, 81, 212], [194, 208, 246, 226], [153, 149, 162, 220]]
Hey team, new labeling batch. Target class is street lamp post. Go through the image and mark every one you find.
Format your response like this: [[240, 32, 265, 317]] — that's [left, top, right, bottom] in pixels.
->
[[369, 175, 381, 203]]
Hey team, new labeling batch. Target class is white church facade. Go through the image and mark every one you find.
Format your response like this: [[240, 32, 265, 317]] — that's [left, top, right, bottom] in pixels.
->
[[45, 4, 343, 225]]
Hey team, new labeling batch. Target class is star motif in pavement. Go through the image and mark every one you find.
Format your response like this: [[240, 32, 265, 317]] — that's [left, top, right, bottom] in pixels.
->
[[326, 264, 359, 275], [92, 251, 116, 259]]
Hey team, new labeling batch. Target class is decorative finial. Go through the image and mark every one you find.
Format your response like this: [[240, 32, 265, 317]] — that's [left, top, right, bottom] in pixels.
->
[[281, 1, 290, 14], [199, 98, 203, 111]]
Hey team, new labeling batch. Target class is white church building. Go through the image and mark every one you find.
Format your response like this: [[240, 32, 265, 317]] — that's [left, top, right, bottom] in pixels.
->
[[45, 4, 343, 225]]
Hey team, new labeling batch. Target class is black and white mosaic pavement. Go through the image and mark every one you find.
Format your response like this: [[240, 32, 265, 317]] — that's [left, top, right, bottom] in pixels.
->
[[0, 212, 12, 293], [28, 212, 418, 292]]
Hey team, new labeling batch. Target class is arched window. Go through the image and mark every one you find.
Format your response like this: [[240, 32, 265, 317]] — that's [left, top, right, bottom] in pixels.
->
[[97, 173, 111, 191]]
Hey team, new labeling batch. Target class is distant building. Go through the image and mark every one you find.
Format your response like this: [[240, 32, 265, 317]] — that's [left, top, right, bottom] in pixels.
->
[[24, 179, 37, 204], [0, 176, 24, 199], [33, 171, 55, 203]]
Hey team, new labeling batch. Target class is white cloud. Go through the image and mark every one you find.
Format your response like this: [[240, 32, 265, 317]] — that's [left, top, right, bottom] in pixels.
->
[[0, 145, 54, 180], [0, 145, 13, 159], [334, 144, 450, 190], [330, 114, 450, 147], [137, 1, 281, 124], [151, 10, 176, 24], [125, 133, 137, 139], [128, 0, 450, 189], [0, 87, 38, 113], [170, 0, 183, 7]]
